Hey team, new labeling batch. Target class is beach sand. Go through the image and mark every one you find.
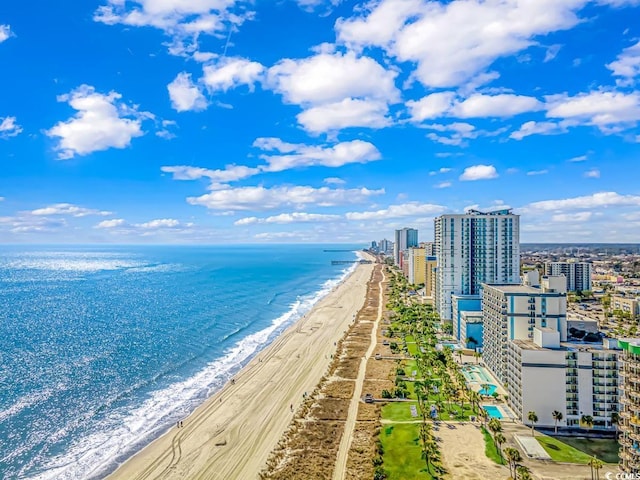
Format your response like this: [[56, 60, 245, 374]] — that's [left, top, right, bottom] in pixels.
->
[[107, 261, 375, 480]]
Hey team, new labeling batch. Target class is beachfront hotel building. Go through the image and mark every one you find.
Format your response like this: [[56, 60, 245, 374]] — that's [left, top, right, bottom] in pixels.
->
[[544, 262, 593, 292], [394, 228, 418, 266], [482, 276, 567, 382], [406, 247, 426, 285], [434, 209, 520, 322], [425, 256, 437, 298], [506, 330, 620, 429], [619, 338, 640, 472]]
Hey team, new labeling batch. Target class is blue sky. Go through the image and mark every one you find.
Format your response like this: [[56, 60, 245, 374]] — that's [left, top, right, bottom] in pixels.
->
[[1, 0, 639, 244]]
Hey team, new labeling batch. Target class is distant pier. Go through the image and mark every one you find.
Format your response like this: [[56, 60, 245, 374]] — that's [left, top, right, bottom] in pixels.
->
[[331, 260, 373, 265]]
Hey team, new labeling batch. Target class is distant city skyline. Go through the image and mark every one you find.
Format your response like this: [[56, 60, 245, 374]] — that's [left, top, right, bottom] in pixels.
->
[[1, 1, 640, 244]]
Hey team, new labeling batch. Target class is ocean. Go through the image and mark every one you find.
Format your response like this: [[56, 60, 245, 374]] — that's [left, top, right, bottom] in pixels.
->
[[0, 244, 361, 480]]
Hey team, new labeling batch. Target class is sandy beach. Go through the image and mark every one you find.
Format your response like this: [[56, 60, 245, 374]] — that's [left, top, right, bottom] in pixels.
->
[[107, 260, 375, 480]]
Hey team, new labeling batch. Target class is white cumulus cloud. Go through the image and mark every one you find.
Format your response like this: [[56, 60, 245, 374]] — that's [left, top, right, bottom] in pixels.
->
[[510, 120, 567, 140], [546, 90, 640, 130], [31, 203, 112, 217], [267, 51, 399, 106], [136, 218, 181, 228], [46, 85, 148, 159], [337, 0, 585, 88], [168, 72, 208, 112], [407, 92, 541, 122], [297, 98, 391, 133], [187, 185, 384, 211], [93, 0, 246, 58], [202, 57, 265, 92], [459, 164, 498, 181], [607, 40, 640, 86], [0, 24, 13, 43], [161, 164, 260, 184], [255, 137, 381, 172], [96, 219, 126, 229], [345, 202, 445, 220], [525, 191, 640, 211], [0, 116, 23, 138], [234, 212, 341, 225]]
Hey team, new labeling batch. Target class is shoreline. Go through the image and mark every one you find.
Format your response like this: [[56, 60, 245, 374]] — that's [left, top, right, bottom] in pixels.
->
[[105, 257, 375, 480]]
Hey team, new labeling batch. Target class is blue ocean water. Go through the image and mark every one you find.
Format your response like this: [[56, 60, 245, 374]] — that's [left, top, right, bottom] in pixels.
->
[[0, 244, 361, 480]]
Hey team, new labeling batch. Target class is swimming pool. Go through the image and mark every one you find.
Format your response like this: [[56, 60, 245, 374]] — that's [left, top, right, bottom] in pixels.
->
[[461, 365, 495, 384], [478, 384, 498, 396], [483, 405, 503, 419]]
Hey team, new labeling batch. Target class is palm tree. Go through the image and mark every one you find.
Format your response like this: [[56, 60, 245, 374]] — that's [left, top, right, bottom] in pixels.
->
[[527, 411, 538, 436], [588, 456, 603, 480], [494, 432, 506, 460], [478, 405, 488, 427], [516, 465, 532, 480], [503, 447, 522, 479], [474, 351, 481, 364], [480, 383, 491, 397], [488, 418, 502, 436], [552, 410, 563, 434], [581, 414, 594, 430], [611, 412, 620, 430]]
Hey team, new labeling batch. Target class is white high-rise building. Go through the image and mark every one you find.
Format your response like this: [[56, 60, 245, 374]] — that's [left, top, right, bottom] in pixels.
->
[[394, 228, 418, 266], [482, 276, 567, 382], [506, 331, 620, 430], [544, 262, 592, 292], [434, 209, 520, 321]]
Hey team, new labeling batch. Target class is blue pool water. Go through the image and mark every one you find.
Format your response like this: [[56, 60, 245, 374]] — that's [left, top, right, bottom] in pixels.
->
[[0, 244, 361, 479], [483, 405, 503, 419], [479, 384, 498, 396]]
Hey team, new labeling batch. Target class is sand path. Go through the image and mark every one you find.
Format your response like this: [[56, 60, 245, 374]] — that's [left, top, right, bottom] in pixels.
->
[[107, 262, 374, 480], [437, 422, 509, 480], [332, 268, 385, 480]]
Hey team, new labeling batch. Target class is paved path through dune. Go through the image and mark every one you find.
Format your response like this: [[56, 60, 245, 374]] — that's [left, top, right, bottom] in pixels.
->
[[332, 268, 385, 480]]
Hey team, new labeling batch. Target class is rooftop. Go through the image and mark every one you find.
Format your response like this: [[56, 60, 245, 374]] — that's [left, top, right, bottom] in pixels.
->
[[482, 283, 542, 294], [511, 338, 620, 353]]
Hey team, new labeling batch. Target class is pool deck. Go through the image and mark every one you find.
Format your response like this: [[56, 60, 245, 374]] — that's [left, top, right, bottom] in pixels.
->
[[460, 364, 508, 396], [481, 403, 516, 420]]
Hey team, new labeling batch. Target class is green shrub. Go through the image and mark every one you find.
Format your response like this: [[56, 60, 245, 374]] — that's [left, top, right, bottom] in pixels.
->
[[373, 466, 387, 480]]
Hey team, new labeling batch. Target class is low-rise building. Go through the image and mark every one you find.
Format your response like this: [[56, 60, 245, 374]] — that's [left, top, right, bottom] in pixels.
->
[[452, 294, 481, 343], [613, 296, 640, 319], [460, 311, 483, 349]]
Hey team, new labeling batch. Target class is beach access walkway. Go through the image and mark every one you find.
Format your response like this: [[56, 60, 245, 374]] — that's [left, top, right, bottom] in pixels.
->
[[332, 269, 385, 480]]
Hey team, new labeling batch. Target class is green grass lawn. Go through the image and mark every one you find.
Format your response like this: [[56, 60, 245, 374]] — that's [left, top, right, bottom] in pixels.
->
[[537, 435, 619, 464], [405, 337, 419, 356], [382, 402, 421, 422], [380, 424, 435, 479], [404, 360, 418, 375], [480, 427, 506, 465]]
